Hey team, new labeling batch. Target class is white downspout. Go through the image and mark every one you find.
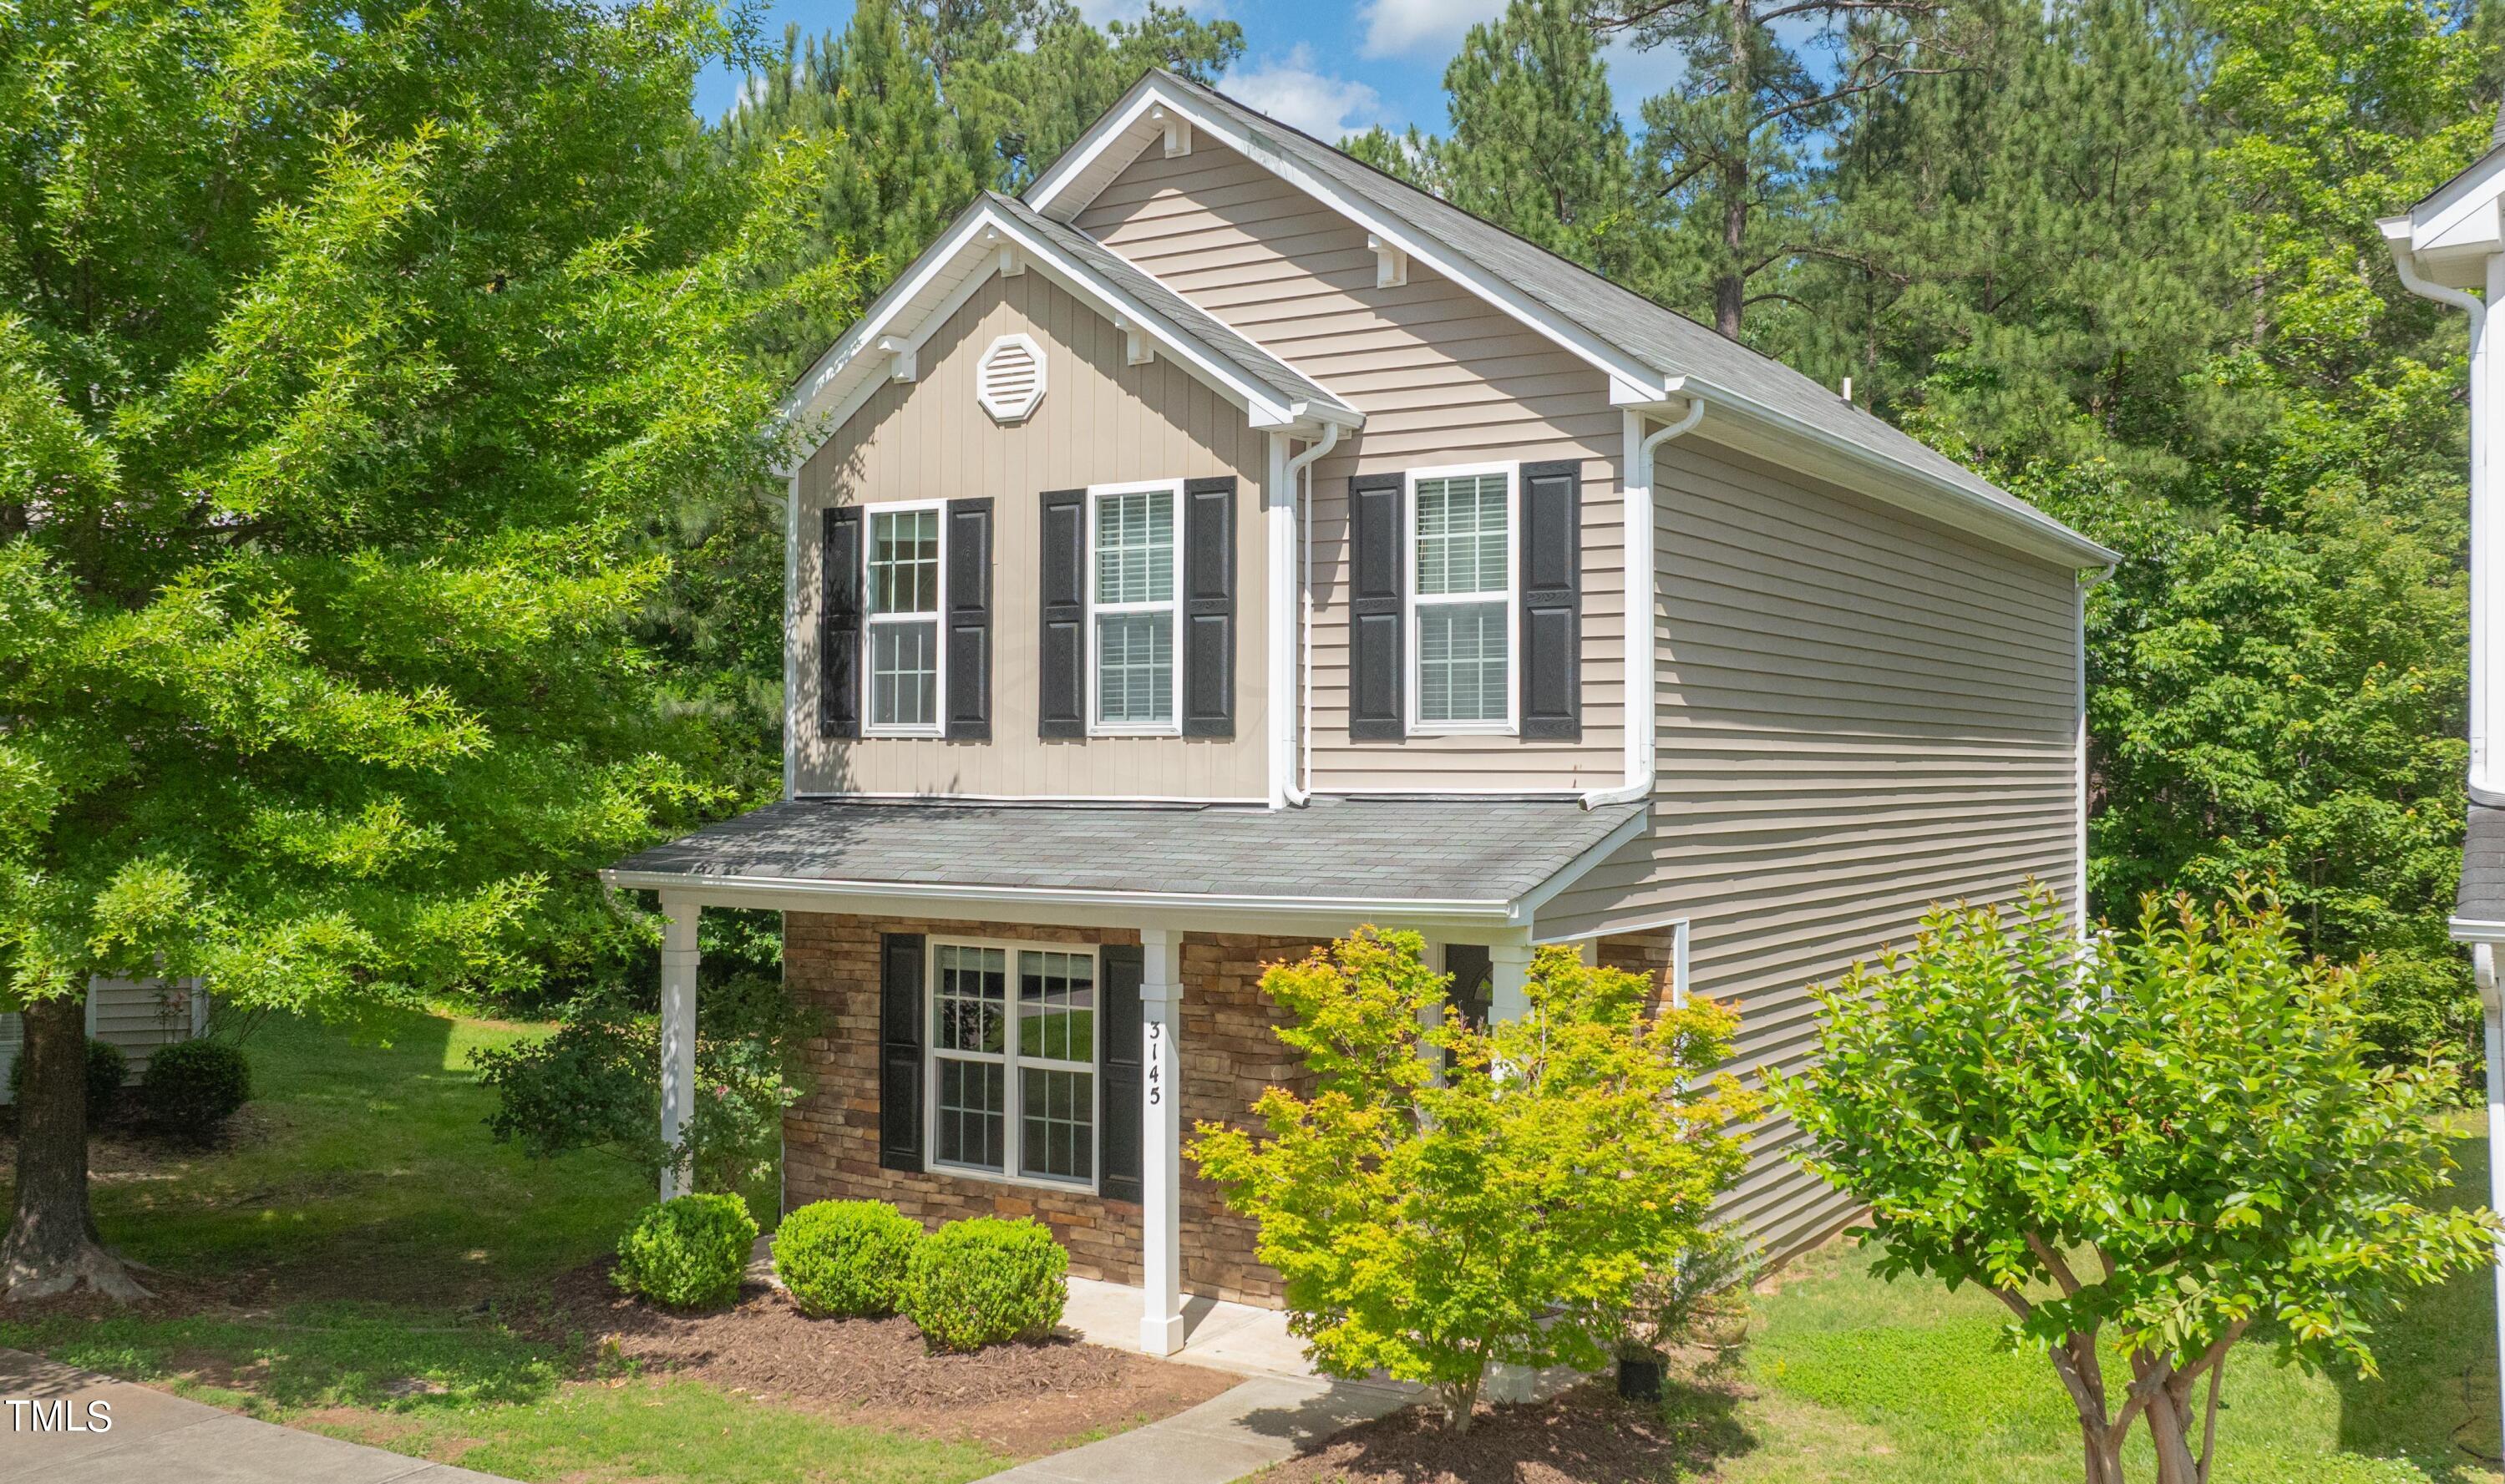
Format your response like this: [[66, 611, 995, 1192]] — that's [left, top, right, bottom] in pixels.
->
[[1583, 397, 1704, 808], [1283, 423, 1341, 807], [2387, 237, 2500, 804]]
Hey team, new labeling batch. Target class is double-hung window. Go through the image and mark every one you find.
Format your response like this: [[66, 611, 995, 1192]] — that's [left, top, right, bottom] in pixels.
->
[[1409, 466, 1514, 732], [1089, 480, 1182, 733], [865, 504, 943, 734], [928, 941, 1097, 1187]]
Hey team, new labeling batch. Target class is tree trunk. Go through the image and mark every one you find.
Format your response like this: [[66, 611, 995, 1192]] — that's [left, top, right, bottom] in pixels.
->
[[1715, 0, 1753, 342], [0, 995, 148, 1302], [1443, 1355, 1488, 1434]]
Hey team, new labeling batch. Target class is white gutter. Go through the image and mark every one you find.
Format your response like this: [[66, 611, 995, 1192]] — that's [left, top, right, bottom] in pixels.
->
[[1583, 398, 1704, 808], [601, 867, 1526, 924], [2385, 224, 2502, 805], [1282, 423, 1341, 806]]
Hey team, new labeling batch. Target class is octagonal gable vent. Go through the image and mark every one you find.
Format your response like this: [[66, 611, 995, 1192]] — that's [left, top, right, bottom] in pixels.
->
[[976, 333, 1047, 423]]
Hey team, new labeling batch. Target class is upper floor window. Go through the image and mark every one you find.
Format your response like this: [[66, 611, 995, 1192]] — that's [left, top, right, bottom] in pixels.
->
[[865, 504, 942, 735], [1089, 480, 1182, 734], [1410, 466, 1514, 732]]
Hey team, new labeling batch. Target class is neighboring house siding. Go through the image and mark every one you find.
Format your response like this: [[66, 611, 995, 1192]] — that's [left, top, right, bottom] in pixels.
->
[[1538, 438, 2082, 1259], [1075, 139, 1626, 792], [0, 978, 203, 1101], [794, 268, 1272, 799]]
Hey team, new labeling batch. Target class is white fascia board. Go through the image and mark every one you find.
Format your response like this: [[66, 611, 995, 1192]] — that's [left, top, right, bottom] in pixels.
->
[[1027, 79, 1669, 403], [2411, 147, 2505, 248], [1661, 374, 2119, 570], [1514, 805, 1651, 919], [601, 867, 1529, 932]]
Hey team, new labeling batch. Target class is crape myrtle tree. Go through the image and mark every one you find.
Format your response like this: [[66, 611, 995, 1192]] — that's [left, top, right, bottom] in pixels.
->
[[1190, 930, 1756, 1431], [1775, 884, 2499, 1484], [0, 0, 857, 1299]]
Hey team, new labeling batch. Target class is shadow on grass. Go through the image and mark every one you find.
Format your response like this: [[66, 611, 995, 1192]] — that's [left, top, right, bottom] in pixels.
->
[[2332, 1128, 2503, 1482], [1270, 1379, 1757, 1484]]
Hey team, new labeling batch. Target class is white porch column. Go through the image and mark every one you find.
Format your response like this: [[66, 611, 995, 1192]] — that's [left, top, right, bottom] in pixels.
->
[[658, 894, 700, 1202], [1138, 927, 1186, 1355], [1488, 942, 1533, 1026]]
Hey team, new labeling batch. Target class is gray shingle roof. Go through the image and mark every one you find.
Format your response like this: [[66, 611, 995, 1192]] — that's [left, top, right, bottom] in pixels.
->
[[2460, 802, 2505, 925], [606, 797, 1644, 907], [1131, 71, 2105, 564], [986, 192, 1355, 421]]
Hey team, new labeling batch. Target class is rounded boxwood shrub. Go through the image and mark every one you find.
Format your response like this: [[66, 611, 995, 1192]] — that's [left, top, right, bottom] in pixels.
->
[[900, 1216, 1068, 1352], [614, 1194, 758, 1310], [8, 1036, 129, 1121], [774, 1199, 923, 1318], [138, 1038, 250, 1132]]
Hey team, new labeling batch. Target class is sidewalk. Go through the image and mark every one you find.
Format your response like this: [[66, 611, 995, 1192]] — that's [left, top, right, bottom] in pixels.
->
[[0, 1348, 516, 1484]]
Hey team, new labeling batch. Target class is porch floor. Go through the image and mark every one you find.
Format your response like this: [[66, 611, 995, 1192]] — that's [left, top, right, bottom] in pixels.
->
[[1057, 1278, 1351, 1381]]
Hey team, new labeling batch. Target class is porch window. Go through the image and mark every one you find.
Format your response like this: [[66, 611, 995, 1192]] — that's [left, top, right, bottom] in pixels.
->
[[1088, 481, 1180, 732], [1410, 468, 1514, 731], [865, 505, 942, 734], [928, 940, 1097, 1186]]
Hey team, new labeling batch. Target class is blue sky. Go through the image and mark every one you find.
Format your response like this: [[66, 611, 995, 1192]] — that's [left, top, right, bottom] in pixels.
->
[[692, 0, 1693, 135]]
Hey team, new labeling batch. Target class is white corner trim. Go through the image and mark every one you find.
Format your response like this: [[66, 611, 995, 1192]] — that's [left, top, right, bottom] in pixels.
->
[[782, 468, 801, 801], [1265, 433, 1296, 809]]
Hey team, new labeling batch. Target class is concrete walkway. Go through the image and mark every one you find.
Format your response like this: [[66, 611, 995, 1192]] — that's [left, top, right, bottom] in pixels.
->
[[0, 1348, 516, 1484], [970, 1278, 1420, 1484]]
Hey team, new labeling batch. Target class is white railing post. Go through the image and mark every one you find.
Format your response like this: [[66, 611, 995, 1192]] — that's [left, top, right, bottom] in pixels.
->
[[1139, 927, 1185, 1355], [658, 895, 700, 1202]]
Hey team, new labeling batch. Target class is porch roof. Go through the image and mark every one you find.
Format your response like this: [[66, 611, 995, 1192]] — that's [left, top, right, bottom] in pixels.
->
[[602, 796, 1647, 928]]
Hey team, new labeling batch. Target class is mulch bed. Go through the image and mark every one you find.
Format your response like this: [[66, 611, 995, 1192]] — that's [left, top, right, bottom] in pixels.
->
[[530, 1259, 1240, 1456], [1261, 1376, 1751, 1484]]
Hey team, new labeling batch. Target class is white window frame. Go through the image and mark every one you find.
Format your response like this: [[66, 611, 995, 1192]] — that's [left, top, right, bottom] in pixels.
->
[[923, 936, 1103, 1193], [1404, 461, 1519, 737], [860, 498, 948, 739], [1085, 478, 1186, 737]]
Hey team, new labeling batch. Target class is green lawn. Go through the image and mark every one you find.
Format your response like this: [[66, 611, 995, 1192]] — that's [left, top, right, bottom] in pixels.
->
[[0, 1006, 1002, 1484], [1700, 1118, 2503, 1484]]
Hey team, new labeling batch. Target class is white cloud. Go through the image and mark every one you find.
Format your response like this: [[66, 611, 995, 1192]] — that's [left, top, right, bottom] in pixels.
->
[[1071, 0, 1228, 23], [1227, 45, 1385, 139], [1358, 0, 1504, 60]]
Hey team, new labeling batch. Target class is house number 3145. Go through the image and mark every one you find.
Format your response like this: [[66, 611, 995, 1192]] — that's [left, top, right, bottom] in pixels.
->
[[1146, 1022, 1164, 1105]]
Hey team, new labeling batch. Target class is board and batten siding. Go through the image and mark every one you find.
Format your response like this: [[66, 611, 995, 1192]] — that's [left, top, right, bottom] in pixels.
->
[[794, 267, 1273, 800], [1540, 438, 2085, 1258], [1075, 139, 1626, 792]]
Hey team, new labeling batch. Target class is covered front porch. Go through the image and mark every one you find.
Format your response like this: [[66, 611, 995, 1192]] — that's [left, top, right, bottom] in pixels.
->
[[600, 795, 1648, 1356]]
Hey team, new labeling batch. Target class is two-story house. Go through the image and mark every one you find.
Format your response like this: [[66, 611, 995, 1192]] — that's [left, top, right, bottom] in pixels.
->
[[603, 71, 2117, 1358]]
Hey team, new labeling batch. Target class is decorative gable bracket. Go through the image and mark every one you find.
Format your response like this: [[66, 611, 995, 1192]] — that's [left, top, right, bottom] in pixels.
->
[[1150, 103, 1191, 158], [875, 335, 916, 383], [1367, 232, 1407, 290], [1113, 315, 1154, 367]]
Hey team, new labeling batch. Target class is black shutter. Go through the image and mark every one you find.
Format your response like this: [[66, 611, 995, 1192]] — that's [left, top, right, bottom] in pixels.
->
[[1519, 459, 1582, 740], [1182, 476, 1236, 737], [1098, 944, 1143, 1203], [946, 497, 993, 741], [1348, 472, 1406, 740], [878, 933, 925, 1172], [820, 507, 864, 740], [1039, 488, 1087, 737]]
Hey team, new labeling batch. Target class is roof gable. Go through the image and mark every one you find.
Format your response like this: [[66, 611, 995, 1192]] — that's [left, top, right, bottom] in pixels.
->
[[1027, 71, 2115, 570], [778, 190, 1358, 474]]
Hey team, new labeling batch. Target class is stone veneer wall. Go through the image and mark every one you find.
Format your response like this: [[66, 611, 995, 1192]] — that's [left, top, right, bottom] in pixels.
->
[[782, 913, 1324, 1307], [1596, 928, 1681, 1012]]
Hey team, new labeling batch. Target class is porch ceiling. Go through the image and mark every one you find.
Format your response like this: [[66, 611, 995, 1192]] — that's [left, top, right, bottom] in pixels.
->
[[601, 796, 1646, 928]]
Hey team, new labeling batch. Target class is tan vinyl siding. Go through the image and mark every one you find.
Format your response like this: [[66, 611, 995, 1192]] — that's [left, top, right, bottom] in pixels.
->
[[1078, 140, 1625, 791], [1538, 438, 2083, 1259], [794, 268, 1272, 800]]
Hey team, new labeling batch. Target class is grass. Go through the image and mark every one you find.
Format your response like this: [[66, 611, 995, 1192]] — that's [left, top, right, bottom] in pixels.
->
[[0, 1005, 1004, 1484], [1692, 1117, 2502, 1483]]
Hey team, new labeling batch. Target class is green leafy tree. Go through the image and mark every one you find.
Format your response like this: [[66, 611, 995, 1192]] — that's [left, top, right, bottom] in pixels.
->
[[1190, 929, 1756, 1432], [1776, 883, 2500, 1484], [0, 0, 855, 1299]]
